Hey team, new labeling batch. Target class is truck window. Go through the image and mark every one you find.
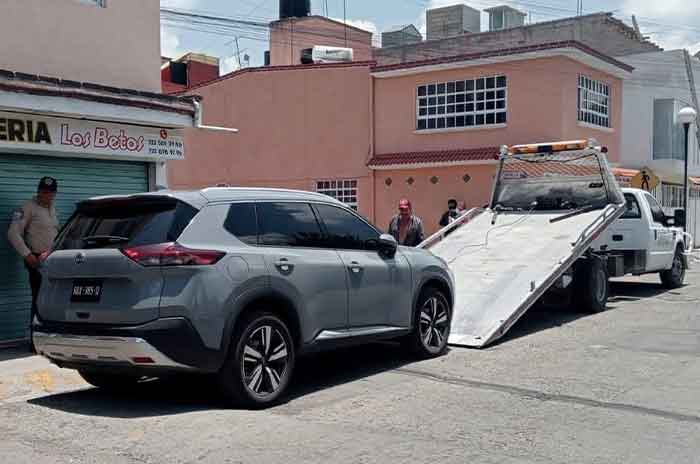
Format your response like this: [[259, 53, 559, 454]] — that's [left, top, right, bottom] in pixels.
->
[[643, 193, 666, 225], [621, 193, 641, 219]]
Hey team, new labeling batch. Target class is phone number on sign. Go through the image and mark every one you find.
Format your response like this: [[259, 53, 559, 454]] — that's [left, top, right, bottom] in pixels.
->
[[147, 138, 184, 158]]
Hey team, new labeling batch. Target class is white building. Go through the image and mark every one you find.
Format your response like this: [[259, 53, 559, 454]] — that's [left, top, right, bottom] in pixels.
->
[[617, 50, 700, 244]]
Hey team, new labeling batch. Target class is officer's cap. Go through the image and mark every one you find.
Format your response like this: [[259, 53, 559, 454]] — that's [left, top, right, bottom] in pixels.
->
[[38, 176, 58, 192]]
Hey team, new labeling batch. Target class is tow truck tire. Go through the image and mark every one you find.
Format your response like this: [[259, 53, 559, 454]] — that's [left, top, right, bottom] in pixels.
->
[[573, 257, 608, 314], [660, 247, 685, 289]]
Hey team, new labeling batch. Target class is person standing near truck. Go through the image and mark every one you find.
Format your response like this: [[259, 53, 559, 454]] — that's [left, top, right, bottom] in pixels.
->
[[388, 198, 425, 247], [7, 177, 60, 352], [439, 199, 460, 228]]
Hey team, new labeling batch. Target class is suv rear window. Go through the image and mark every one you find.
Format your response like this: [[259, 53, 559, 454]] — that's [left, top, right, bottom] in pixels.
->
[[54, 199, 198, 250]]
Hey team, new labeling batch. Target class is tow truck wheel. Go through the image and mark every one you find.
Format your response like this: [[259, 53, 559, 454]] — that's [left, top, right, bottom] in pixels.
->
[[573, 257, 608, 314], [660, 247, 685, 289]]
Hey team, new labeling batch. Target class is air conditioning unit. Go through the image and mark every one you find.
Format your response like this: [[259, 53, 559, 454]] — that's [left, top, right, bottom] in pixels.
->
[[301, 46, 354, 64]]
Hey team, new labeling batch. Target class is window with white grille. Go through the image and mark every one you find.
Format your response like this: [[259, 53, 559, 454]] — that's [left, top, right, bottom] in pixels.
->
[[578, 75, 610, 128], [316, 179, 358, 210], [416, 75, 507, 131]]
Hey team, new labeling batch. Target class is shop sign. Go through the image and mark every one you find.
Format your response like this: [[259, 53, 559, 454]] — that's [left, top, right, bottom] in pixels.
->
[[0, 112, 185, 160]]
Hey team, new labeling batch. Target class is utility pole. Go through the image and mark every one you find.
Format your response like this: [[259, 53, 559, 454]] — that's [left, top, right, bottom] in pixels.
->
[[631, 15, 643, 41], [234, 36, 242, 69], [343, 0, 347, 47]]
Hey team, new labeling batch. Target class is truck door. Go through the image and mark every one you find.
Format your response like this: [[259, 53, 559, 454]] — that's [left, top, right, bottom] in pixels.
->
[[642, 193, 674, 271]]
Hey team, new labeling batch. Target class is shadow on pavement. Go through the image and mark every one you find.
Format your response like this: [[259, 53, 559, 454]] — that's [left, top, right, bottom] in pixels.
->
[[491, 304, 586, 347], [27, 343, 417, 418], [494, 278, 676, 346], [608, 280, 670, 302], [287, 342, 413, 401], [0, 342, 34, 362], [28, 374, 218, 418]]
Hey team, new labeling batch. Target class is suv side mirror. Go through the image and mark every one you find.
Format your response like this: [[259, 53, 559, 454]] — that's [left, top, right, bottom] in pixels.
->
[[378, 234, 398, 258], [673, 208, 686, 229]]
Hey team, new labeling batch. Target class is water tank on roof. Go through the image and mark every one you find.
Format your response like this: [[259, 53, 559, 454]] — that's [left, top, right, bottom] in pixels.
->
[[279, 0, 310, 19]]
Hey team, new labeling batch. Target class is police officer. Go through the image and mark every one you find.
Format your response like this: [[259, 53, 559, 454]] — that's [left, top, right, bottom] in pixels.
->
[[7, 177, 59, 352]]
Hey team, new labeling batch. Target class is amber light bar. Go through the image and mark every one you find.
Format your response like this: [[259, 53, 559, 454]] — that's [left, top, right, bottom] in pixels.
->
[[509, 140, 590, 155]]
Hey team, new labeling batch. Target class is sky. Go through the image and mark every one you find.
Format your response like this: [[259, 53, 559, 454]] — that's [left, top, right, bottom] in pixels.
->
[[160, 0, 700, 74]]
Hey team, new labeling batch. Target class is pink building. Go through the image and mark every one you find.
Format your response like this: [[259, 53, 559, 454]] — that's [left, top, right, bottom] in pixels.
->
[[169, 41, 631, 234], [269, 16, 373, 66]]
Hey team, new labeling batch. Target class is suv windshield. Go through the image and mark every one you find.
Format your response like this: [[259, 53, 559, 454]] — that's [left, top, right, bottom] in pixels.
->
[[54, 198, 198, 250]]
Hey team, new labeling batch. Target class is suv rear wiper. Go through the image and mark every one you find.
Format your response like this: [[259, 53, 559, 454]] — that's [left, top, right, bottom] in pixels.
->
[[81, 235, 130, 245], [549, 205, 599, 223]]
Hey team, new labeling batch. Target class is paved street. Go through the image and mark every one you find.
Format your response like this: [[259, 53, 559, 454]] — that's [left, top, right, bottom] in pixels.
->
[[1, 267, 699, 464]]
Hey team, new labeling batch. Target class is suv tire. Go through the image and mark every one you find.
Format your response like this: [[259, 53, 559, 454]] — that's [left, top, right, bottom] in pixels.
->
[[573, 256, 608, 313], [660, 247, 685, 289], [405, 287, 451, 358], [218, 311, 295, 409]]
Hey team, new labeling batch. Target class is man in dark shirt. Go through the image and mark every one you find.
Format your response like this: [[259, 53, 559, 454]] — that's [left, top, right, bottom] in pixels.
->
[[388, 199, 425, 247], [439, 198, 460, 229]]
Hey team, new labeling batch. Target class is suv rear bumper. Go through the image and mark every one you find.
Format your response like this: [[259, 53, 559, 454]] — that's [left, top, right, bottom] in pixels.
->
[[34, 332, 191, 370], [32, 317, 224, 373]]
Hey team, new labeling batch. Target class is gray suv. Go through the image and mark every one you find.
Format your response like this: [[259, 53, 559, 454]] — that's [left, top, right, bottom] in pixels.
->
[[33, 188, 454, 407]]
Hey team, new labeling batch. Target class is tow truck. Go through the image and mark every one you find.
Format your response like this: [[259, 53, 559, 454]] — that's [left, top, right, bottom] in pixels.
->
[[592, 188, 693, 288], [419, 139, 627, 348]]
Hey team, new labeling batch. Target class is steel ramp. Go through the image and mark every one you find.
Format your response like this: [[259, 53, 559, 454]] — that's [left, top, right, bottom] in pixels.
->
[[423, 204, 623, 348]]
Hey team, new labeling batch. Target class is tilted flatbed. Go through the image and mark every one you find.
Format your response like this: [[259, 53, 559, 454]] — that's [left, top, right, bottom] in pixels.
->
[[420, 140, 626, 348]]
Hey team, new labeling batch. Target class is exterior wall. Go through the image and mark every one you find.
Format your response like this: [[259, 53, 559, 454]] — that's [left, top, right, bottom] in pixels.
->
[[617, 50, 700, 179], [270, 17, 373, 66], [375, 13, 661, 65], [426, 4, 481, 40], [169, 64, 374, 218], [382, 29, 422, 48], [373, 164, 497, 234], [0, 0, 161, 92], [373, 57, 621, 162], [187, 61, 220, 87]]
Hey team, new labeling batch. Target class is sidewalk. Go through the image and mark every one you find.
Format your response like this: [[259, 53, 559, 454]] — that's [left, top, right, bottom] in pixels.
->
[[0, 345, 86, 405]]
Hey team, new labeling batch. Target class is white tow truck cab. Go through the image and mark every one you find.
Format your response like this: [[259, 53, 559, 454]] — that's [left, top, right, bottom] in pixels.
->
[[592, 188, 692, 288], [422, 139, 627, 348]]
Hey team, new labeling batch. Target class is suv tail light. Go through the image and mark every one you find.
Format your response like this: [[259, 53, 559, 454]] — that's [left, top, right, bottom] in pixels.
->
[[121, 243, 225, 266]]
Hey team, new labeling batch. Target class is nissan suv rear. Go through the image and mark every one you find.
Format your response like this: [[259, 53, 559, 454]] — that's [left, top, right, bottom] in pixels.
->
[[33, 188, 454, 408]]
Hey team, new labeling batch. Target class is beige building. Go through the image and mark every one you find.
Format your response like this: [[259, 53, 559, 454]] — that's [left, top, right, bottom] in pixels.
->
[[0, 0, 161, 92], [0, 0, 197, 344]]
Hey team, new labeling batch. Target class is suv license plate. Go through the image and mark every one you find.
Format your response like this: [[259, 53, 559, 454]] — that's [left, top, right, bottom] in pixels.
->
[[71, 280, 103, 302]]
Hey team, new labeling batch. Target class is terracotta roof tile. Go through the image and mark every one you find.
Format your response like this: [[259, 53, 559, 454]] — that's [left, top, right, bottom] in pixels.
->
[[368, 147, 499, 168]]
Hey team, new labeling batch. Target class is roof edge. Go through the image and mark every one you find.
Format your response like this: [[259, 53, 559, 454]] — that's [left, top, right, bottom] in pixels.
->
[[371, 40, 635, 75], [182, 61, 376, 94], [270, 15, 374, 35]]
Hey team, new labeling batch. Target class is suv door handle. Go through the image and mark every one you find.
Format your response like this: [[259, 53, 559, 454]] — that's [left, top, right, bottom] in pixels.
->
[[275, 258, 294, 272], [348, 261, 363, 273]]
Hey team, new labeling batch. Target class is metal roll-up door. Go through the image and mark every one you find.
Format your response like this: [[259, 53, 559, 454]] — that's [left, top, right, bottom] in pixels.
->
[[0, 154, 149, 343]]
